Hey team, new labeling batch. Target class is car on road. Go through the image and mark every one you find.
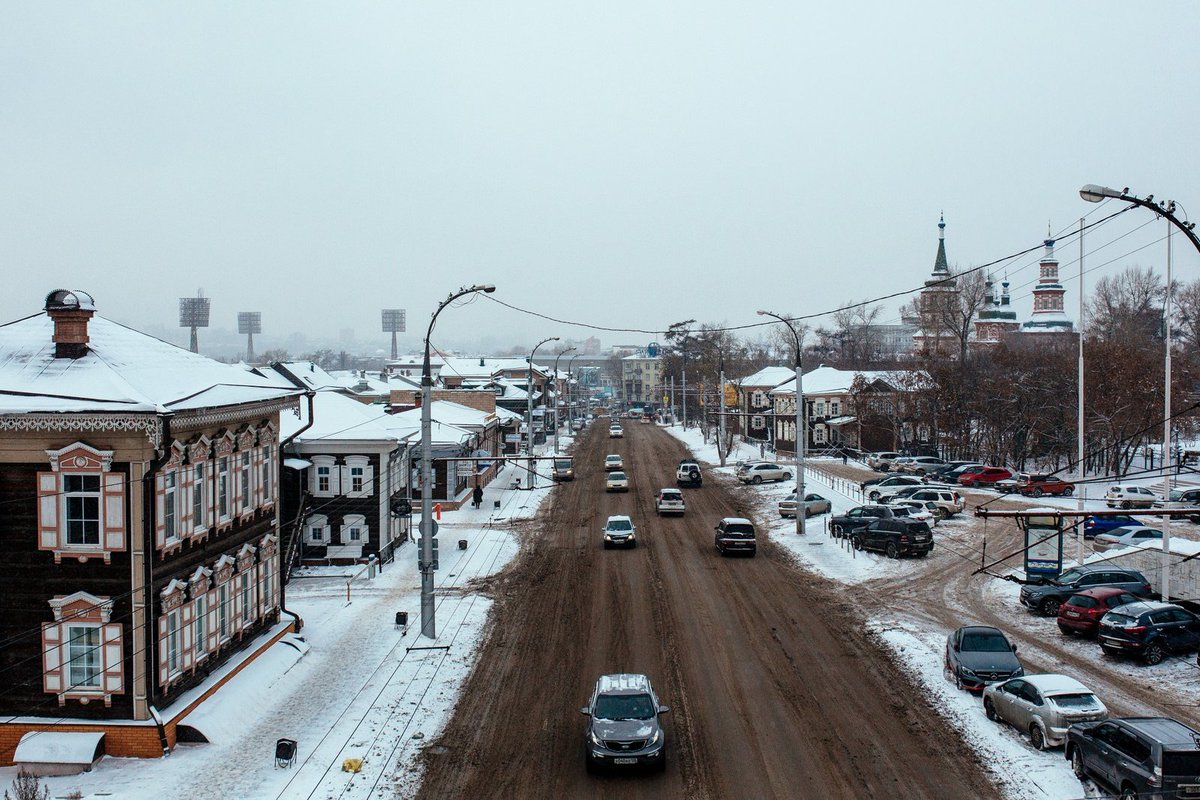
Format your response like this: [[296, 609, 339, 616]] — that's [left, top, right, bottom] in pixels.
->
[[1019, 565, 1152, 617], [944, 625, 1023, 693], [552, 458, 575, 481], [1164, 487, 1200, 521], [736, 462, 792, 484], [995, 473, 1075, 497], [895, 455, 948, 476], [1057, 587, 1145, 637], [850, 517, 934, 558], [605, 471, 629, 492], [862, 475, 923, 500], [655, 488, 686, 516], [609, 425, 624, 439], [714, 517, 757, 557], [601, 515, 637, 549], [676, 459, 703, 487], [1082, 514, 1143, 539], [866, 451, 902, 471], [581, 673, 669, 772], [1092, 525, 1164, 552], [1065, 717, 1200, 798], [1098, 601, 1200, 665], [983, 674, 1108, 750], [1104, 484, 1160, 509], [957, 466, 1015, 489], [604, 454, 624, 471], [778, 492, 831, 519], [831, 505, 897, 538]]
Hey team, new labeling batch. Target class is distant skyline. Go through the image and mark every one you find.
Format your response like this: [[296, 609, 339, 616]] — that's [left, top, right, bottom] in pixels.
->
[[3, 3, 1197, 350]]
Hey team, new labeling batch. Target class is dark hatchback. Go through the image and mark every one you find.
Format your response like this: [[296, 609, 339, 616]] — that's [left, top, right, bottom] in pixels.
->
[[1066, 717, 1200, 799], [1098, 601, 1200, 665], [1019, 565, 1152, 617], [945, 625, 1023, 693], [714, 518, 757, 557]]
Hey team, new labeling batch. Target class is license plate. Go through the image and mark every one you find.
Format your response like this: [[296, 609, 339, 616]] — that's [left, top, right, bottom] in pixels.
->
[[1066, 611, 1080, 617], [613, 757, 637, 765]]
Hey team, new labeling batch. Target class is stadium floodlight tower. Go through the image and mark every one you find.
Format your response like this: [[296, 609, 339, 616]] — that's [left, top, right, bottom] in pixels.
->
[[179, 291, 211, 353], [237, 312, 262, 363], [381, 309, 407, 360]]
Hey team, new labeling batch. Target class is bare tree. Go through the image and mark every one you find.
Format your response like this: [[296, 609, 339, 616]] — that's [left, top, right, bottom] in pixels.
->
[[1086, 266, 1164, 343]]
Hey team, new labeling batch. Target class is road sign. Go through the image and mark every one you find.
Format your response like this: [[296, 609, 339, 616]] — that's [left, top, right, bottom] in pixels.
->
[[1020, 511, 1063, 579], [418, 518, 439, 537]]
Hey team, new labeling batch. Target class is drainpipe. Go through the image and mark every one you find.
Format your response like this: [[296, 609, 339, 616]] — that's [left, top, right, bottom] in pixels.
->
[[141, 412, 174, 752], [278, 391, 316, 631]]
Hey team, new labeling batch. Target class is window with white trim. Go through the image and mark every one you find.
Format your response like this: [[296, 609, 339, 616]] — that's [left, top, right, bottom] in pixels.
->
[[343, 456, 373, 498], [218, 585, 230, 640], [240, 573, 252, 624], [164, 471, 179, 543], [261, 449, 273, 503], [341, 514, 368, 544], [240, 452, 252, 513], [310, 456, 339, 497], [831, 400, 841, 416], [167, 610, 181, 677], [814, 425, 828, 444], [305, 514, 328, 543], [63, 475, 102, 546], [193, 462, 207, 531], [193, 596, 207, 657], [217, 457, 230, 521], [66, 624, 102, 689]]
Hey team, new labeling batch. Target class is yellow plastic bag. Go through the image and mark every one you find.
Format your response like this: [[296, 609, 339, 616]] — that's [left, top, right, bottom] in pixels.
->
[[342, 758, 363, 773]]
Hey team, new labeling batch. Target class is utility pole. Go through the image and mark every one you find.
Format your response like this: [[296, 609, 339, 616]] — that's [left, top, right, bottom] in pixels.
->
[[1077, 217, 1086, 565], [718, 353, 728, 466], [526, 336, 559, 490], [1163, 222, 1174, 600]]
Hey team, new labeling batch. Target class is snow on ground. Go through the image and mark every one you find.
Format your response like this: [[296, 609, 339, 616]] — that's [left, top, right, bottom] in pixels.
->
[[867, 619, 1091, 800], [8, 456, 556, 800]]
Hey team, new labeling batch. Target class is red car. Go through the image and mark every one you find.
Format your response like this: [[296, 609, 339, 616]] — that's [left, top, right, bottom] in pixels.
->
[[1057, 586, 1144, 637], [957, 466, 1014, 488], [1005, 473, 1075, 497]]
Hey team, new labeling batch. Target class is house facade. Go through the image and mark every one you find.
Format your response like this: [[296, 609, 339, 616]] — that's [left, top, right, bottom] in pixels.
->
[[621, 354, 662, 406], [734, 366, 794, 442], [0, 291, 303, 763], [768, 366, 903, 455]]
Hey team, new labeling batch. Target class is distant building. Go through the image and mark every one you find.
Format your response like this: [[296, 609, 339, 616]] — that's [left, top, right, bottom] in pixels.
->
[[621, 354, 662, 406], [912, 215, 961, 354], [1019, 235, 1075, 336], [973, 275, 1021, 345], [734, 366, 794, 442]]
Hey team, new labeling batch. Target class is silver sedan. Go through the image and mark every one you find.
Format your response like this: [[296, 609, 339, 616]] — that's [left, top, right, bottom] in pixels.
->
[[778, 492, 832, 519], [982, 673, 1107, 750]]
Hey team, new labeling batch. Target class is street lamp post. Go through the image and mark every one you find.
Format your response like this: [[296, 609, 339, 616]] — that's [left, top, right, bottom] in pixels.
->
[[526, 336, 559, 489], [553, 346, 576, 455], [421, 283, 495, 638], [566, 353, 582, 433], [1081, 184, 1200, 602], [758, 310, 805, 535]]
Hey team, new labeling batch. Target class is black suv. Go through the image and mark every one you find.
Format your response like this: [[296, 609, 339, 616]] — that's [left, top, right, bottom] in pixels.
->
[[1018, 565, 1152, 617], [1066, 717, 1200, 798], [1098, 601, 1200, 665], [830, 505, 896, 538], [851, 518, 933, 558], [714, 518, 756, 557]]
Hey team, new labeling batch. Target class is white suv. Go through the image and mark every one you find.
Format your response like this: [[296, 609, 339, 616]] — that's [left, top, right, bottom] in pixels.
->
[[601, 515, 637, 548], [905, 488, 965, 518], [1105, 485, 1160, 509], [736, 462, 792, 485]]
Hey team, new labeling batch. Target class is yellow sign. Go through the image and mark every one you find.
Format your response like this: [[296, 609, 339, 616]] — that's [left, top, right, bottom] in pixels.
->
[[724, 383, 738, 406]]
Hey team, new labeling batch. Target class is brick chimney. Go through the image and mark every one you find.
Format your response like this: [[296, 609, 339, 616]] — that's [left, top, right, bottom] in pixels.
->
[[44, 290, 97, 359]]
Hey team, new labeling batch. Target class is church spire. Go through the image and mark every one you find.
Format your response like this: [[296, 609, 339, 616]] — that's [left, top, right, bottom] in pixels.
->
[[933, 213, 949, 275]]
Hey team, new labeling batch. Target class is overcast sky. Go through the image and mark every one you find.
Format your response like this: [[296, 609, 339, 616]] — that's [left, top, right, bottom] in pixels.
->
[[2, 2, 1198, 355]]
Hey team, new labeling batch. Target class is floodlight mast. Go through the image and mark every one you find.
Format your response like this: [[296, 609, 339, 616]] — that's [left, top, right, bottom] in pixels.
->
[[237, 312, 262, 363], [382, 309, 407, 360], [178, 292, 211, 353]]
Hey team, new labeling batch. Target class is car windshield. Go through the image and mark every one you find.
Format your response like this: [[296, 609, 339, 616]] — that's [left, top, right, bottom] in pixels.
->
[[1104, 613, 1137, 626], [1050, 693, 1098, 709], [1170, 490, 1185, 501], [661, 492, 681, 501], [722, 524, 754, 537], [593, 693, 656, 721], [1053, 569, 1082, 585], [555, 460, 571, 469], [960, 632, 1011, 652], [606, 519, 632, 531], [608, 472, 626, 480]]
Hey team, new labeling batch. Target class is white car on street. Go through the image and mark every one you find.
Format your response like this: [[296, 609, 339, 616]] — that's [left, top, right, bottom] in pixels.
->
[[601, 515, 637, 549], [604, 454, 624, 471], [983, 673, 1107, 750], [606, 471, 629, 492], [887, 500, 937, 525], [1104, 484, 1159, 509], [736, 462, 792, 485], [656, 488, 686, 516]]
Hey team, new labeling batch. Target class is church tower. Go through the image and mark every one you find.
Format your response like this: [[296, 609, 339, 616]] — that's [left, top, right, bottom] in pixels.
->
[[912, 214, 961, 354], [1020, 232, 1074, 334]]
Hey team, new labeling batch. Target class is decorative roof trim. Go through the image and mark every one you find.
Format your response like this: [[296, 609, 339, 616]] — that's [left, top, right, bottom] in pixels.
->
[[172, 397, 301, 432], [0, 414, 161, 445]]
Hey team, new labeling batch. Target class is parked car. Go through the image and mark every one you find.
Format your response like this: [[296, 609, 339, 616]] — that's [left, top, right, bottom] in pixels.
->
[[736, 462, 792, 485], [866, 451, 902, 471], [1099, 601, 1200, 664], [552, 458, 575, 481], [1019, 565, 1153, 617], [1066, 717, 1200, 797], [830, 505, 897, 538], [863, 475, 923, 501], [983, 674, 1108, 750], [906, 487, 966, 518], [714, 517, 757, 557], [925, 461, 983, 482], [945, 625, 1023, 693], [890, 456, 918, 473], [601, 515, 637, 549], [676, 459, 703, 487], [995, 473, 1075, 497], [896, 455, 948, 476], [851, 517, 934, 558], [778, 492, 831, 519], [957, 466, 1015, 489], [1105, 484, 1160, 509], [885, 500, 937, 525], [581, 673, 669, 772], [571, 419, 584, 432], [873, 484, 927, 504], [655, 488, 685, 516], [604, 454, 624, 471], [1092, 525, 1164, 552], [1163, 487, 1200, 521], [1057, 587, 1145, 637], [605, 471, 629, 492], [1083, 514, 1143, 539]]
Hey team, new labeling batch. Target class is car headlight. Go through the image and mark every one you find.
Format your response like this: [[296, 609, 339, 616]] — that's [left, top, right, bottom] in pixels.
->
[[589, 731, 604, 747], [647, 729, 662, 746], [959, 666, 977, 678]]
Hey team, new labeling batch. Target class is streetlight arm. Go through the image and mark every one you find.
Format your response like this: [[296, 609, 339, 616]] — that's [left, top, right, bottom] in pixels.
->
[[757, 309, 802, 368], [1080, 185, 1200, 256], [423, 284, 497, 385]]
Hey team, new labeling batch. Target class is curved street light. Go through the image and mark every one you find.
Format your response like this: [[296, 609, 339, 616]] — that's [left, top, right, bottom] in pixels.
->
[[1081, 184, 1200, 602], [526, 336, 560, 489], [419, 283, 495, 638], [758, 310, 806, 536], [553, 346, 576, 455], [566, 352, 583, 433]]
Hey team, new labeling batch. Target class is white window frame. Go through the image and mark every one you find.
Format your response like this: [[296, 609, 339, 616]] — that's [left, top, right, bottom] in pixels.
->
[[240, 451, 253, 513], [305, 513, 328, 543], [343, 456, 372, 498], [311, 456, 339, 497], [62, 473, 102, 548], [217, 456, 231, 522], [65, 623, 102, 690], [192, 462, 208, 532], [164, 470, 179, 544], [218, 585, 230, 641], [193, 595, 207, 658], [166, 610, 181, 678], [340, 514, 368, 544], [240, 572, 252, 625], [261, 448, 274, 504]]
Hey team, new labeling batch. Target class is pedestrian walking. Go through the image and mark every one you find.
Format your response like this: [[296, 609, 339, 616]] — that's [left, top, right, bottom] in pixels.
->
[[842, 449, 848, 465], [472, 484, 484, 509]]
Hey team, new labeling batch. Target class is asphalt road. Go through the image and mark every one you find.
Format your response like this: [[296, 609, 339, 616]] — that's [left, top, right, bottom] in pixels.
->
[[415, 421, 1002, 799]]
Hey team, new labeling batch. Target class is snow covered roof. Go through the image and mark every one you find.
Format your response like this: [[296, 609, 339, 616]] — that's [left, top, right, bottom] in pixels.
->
[[0, 313, 302, 414], [14, 730, 104, 765], [386, 406, 475, 447], [739, 366, 795, 389], [282, 390, 406, 445], [769, 366, 900, 396], [438, 356, 549, 381], [268, 361, 344, 391]]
